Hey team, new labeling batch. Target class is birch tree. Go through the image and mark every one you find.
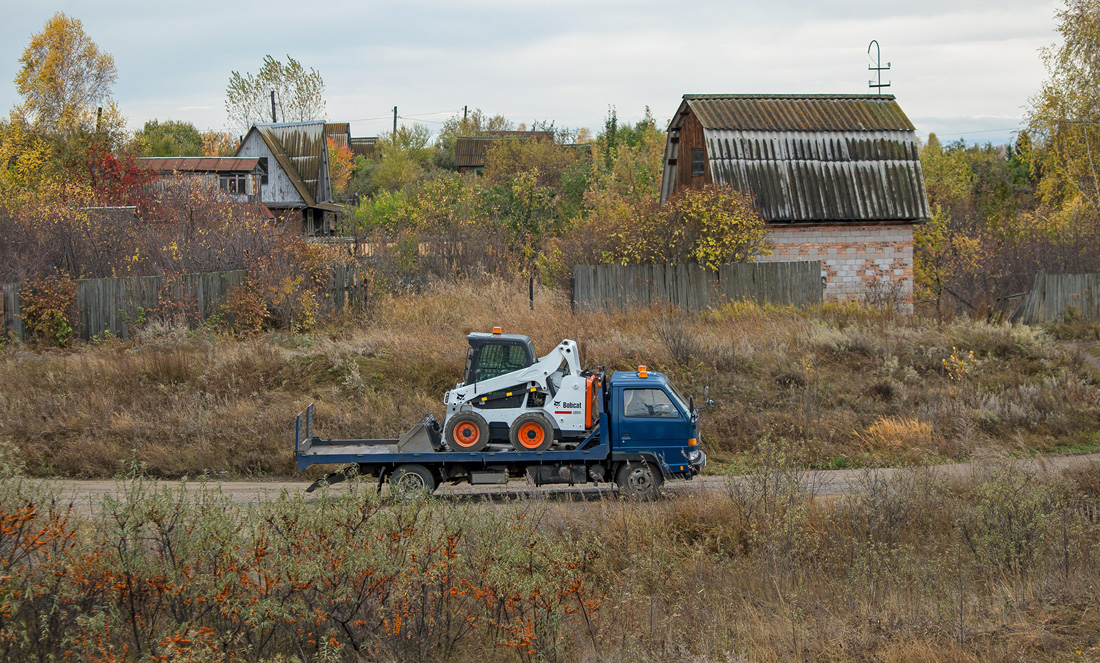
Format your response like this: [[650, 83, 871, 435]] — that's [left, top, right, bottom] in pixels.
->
[[225, 55, 326, 135]]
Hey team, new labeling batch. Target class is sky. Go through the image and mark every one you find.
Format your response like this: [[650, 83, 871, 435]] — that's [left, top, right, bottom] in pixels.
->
[[0, 0, 1064, 147]]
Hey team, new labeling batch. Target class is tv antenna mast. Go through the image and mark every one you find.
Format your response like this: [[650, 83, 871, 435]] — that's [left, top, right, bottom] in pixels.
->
[[867, 40, 891, 92]]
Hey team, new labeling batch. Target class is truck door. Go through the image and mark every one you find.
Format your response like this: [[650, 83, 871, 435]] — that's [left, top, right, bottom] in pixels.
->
[[616, 387, 692, 468]]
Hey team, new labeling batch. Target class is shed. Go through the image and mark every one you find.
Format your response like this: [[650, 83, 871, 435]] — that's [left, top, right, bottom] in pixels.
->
[[660, 94, 930, 306], [139, 157, 264, 203]]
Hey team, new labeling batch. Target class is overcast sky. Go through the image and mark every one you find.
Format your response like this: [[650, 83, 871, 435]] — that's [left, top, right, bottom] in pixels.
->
[[0, 0, 1063, 146]]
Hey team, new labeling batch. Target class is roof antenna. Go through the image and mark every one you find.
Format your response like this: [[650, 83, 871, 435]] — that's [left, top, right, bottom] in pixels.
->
[[867, 40, 891, 93]]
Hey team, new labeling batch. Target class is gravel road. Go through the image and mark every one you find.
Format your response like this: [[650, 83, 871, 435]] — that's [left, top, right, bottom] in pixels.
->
[[30, 452, 1100, 515]]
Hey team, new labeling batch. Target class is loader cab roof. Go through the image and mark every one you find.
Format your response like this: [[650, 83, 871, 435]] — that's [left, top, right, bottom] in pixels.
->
[[464, 333, 537, 385]]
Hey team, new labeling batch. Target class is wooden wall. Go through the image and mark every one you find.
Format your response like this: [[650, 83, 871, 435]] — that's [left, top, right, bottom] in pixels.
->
[[674, 108, 713, 196]]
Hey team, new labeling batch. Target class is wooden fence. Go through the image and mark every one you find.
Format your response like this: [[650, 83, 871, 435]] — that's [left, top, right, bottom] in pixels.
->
[[571, 262, 823, 312], [1010, 271, 1100, 324], [1, 266, 373, 342], [2, 271, 246, 342]]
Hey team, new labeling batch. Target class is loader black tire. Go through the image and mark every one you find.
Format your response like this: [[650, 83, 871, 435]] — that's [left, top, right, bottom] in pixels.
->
[[445, 411, 490, 452], [616, 460, 663, 501], [509, 412, 554, 452], [388, 464, 436, 501]]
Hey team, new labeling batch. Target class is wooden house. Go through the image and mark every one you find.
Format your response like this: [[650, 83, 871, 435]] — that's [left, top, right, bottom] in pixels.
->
[[234, 121, 345, 235], [660, 94, 930, 306]]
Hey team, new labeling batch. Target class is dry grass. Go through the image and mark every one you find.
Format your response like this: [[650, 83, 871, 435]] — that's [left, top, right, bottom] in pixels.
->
[[0, 277, 1098, 478]]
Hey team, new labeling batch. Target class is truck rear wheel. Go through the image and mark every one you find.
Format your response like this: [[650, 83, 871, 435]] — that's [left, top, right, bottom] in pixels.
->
[[445, 412, 489, 451], [388, 464, 436, 500], [616, 461, 663, 501], [509, 412, 554, 452]]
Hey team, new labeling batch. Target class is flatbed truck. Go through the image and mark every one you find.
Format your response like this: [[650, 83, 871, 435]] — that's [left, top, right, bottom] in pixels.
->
[[294, 367, 706, 500]]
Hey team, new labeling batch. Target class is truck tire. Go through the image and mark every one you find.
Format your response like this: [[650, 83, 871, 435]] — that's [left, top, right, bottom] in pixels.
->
[[509, 412, 554, 452], [445, 412, 489, 451], [388, 464, 436, 500], [616, 461, 663, 501]]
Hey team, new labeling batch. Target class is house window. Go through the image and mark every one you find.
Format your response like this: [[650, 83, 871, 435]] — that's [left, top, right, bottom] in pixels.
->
[[691, 148, 705, 176], [219, 173, 247, 194], [257, 157, 269, 185]]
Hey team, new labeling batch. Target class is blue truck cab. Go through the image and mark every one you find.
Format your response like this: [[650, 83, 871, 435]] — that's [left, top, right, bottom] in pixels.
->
[[294, 366, 706, 500]]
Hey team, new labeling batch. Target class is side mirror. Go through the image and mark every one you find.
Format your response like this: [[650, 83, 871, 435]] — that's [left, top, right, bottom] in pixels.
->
[[703, 385, 715, 409], [689, 395, 695, 413]]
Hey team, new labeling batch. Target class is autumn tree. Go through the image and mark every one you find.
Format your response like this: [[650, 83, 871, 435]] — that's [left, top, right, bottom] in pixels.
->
[[372, 124, 434, 192], [225, 55, 326, 135], [327, 137, 355, 201], [1026, 0, 1100, 221], [14, 13, 121, 138]]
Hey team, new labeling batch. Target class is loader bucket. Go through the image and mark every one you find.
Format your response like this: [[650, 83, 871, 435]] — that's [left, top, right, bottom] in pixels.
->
[[396, 413, 442, 453]]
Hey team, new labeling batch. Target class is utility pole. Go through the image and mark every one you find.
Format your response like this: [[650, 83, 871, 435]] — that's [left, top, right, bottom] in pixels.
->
[[271, 90, 277, 122], [393, 106, 398, 134], [463, 105, 468, 120]]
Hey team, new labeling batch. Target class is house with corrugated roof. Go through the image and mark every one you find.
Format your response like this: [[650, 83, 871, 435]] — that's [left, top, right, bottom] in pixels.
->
[[234, 121, 344, 235], [454, 131, 555, 174], [660, 94, 930, 306]]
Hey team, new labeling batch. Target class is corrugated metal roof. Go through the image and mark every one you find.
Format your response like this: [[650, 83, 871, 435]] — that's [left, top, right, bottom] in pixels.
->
[[139, 157, 259, 173], [661, 95, 929, 222], [454, 132, 555, 168], [350, 137, 376, 158], [325, 123, 351, 149], [249, 122, 331, 206], [454, 137, 494, 168], [683, 94, 915, 132]]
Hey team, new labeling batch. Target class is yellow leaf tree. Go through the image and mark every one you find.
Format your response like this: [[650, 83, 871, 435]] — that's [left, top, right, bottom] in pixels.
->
[[14, 12, 120, 138]]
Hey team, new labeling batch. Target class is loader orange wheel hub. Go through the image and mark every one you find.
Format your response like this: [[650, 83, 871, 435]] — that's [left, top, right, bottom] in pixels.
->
[[453, 421, 481, 447], [516, 422, 546, 449]]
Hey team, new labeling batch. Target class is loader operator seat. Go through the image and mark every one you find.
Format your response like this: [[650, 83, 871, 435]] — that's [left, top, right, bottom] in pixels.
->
[[464, 333, 537, 385]]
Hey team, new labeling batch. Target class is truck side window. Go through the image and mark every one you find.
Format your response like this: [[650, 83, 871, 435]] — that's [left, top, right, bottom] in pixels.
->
[[623, 389, 678, 418]]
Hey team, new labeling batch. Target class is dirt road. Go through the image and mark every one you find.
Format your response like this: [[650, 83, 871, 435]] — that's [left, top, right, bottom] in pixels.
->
[[31, 452, 1100, 514]]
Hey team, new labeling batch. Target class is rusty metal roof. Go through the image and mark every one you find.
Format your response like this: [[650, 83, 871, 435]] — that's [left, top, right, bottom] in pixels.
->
[[683, 94, 915, 132], [245, 122, 331, 206], [661, 94, 929, 222], [139, 157, 259, 173]]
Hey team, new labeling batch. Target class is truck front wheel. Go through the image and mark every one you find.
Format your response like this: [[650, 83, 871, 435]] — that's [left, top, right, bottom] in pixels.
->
[[616, 461, 663, 501], [388, 464, 436, 500]]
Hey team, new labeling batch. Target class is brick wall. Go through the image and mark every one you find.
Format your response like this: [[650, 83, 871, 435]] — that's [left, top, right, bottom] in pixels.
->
[[756, 224, 915, 307]]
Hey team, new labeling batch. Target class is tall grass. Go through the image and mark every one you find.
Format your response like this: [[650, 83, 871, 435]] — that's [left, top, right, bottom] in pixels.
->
[[0, 277, 1097, 478]]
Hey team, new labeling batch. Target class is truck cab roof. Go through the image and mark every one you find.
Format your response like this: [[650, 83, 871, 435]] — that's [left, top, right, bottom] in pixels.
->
[[608, 369, 672, 389]]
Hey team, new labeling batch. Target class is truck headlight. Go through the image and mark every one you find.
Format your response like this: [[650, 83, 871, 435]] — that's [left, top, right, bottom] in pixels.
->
[[688, 450, 703, 464]]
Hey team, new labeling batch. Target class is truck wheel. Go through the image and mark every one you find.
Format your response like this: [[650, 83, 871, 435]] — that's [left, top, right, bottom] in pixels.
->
[[509, 412, 554, 452], [616, 461, 663, 501], [388, 464, 436, 500], [445, 412, 489, 451]]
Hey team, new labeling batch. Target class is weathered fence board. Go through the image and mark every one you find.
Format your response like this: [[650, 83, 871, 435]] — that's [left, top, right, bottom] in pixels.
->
[[571, 262, 823, 312], [2, 265, 375, 342], [2, 271, 246, 342], [1011, 271, 1100, 324]]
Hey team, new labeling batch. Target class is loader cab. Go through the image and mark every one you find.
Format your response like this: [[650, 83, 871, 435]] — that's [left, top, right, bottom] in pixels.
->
[[463, 332, 536, 385]]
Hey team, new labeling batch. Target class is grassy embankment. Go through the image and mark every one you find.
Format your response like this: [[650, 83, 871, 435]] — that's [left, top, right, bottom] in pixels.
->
[[1, 278, 1098, 478]]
